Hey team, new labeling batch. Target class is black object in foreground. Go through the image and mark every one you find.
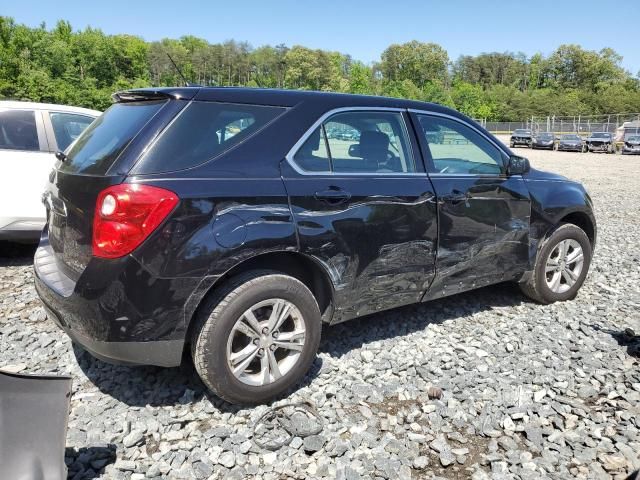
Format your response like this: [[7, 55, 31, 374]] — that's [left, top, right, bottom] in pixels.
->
[[0, 369, 72, 480]]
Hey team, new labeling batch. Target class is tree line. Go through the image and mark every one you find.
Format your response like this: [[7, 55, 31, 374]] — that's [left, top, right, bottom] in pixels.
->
[[1, 17, 639, 120]]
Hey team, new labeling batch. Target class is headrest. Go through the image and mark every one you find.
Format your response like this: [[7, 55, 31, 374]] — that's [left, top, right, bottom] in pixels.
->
[[359, 131, 389, 158]]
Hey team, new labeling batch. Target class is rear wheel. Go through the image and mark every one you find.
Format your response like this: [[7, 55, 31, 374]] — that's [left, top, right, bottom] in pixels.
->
[[191, 271, 322, 404], [519, 223, 592, 304]]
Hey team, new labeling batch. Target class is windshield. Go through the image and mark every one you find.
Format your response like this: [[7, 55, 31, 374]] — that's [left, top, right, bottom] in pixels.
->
[[627, 136, 640, 142], [538, 133, 553, 139], [591, 132, 610, 138], [514, 129, 531, 135], [59, 100, 166, 175], [562, 135, 581, 141]]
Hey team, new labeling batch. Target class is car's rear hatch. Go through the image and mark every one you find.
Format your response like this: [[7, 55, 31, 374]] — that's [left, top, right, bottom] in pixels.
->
[[44, 94, 184, 280]]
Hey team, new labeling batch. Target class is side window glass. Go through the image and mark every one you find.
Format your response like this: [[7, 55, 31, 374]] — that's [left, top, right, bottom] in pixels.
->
[[325, 111, 415, 174], [0, 109, 40, 151], [136, 102, 285, 174], [417, 115, 504, 175], [49, 112, 95, 151], [293, 126, 331, 172]]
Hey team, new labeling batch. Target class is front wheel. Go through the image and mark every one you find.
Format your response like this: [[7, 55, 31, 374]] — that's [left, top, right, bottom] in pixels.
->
[[191, 271, 322, 405], [519, 224, 592, 304]]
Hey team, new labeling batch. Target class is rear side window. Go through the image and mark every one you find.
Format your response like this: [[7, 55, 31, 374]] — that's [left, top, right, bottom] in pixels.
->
[[49, 112, 95, 151], [135, 102, 285, 174], [0, 109, 39, 151], [293, 111, 415, 174], [59, 100, 165, 175]]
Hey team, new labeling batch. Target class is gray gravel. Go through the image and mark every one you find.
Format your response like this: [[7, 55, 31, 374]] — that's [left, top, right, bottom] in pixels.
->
[[1, 149, 640, 479]]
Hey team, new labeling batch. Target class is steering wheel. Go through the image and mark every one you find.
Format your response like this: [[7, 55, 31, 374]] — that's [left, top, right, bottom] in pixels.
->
[[440, 166, 449, 173]]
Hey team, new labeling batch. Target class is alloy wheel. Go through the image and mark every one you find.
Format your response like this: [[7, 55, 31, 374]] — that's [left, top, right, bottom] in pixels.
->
[[226, 298, 306, 386], [545, 239, 584, 293]]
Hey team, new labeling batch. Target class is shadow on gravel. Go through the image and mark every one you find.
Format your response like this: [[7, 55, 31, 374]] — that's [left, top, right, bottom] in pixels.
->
[[73, 282, 523, 409], [0, 241, 37, 267], [319, 282, 525, 358], [65, 444, 116, 479], [601, 328, 640, 358], [73, 344, 323, 412]]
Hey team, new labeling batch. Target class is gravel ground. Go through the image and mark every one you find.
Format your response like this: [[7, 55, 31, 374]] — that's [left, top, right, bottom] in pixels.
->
[[1, 148, 640, 480]]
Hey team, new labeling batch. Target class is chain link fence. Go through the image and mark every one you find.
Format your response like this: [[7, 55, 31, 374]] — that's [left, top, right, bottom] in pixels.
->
[[476, 114, 640, 136]]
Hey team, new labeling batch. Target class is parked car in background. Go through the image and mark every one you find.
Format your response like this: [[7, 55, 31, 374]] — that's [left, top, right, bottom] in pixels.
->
[[510, 128, 532, 148], [0, 101, 100, 242], [531, 132, 555, 150], [622, 134, 640, 155], [585, 132, 614, 153], [556, 134, 584, 152], [35, 87, 596, 404]]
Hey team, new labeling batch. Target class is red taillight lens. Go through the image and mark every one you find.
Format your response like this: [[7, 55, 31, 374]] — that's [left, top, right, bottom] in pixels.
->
[[92, 184, 179, 258]]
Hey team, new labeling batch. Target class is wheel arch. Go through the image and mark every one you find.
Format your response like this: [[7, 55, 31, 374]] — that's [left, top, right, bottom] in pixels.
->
[[185, 250, 336, 343], [557, 210, 596, 247]]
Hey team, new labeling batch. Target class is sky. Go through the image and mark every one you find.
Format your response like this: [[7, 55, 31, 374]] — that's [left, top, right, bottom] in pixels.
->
[[3, 0, 640, 75]]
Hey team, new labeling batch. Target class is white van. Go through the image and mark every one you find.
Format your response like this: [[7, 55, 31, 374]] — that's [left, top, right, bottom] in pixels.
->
[[0, 101, 100, 242]]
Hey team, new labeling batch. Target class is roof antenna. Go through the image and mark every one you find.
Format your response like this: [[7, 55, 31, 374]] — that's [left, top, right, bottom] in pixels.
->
[[166, 52, 197, 87]]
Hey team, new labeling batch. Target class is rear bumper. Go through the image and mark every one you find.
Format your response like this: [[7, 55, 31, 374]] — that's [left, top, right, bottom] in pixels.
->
[[42, 302, 183, 367], [34, 236, 191, 367]]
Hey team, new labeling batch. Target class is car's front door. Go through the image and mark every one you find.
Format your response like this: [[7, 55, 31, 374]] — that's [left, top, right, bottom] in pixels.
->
[[282, 109, 438, 322], [410, 111, 531, 299]]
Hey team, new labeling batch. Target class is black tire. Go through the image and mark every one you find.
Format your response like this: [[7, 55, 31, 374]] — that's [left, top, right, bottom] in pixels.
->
[[519, 223, 592, 304], [510, 142, 515, 148], [191, 270, 322, 405]]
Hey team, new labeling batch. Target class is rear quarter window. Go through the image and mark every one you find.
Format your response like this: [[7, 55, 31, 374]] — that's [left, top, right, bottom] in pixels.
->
[[133, 101, 285, 174]]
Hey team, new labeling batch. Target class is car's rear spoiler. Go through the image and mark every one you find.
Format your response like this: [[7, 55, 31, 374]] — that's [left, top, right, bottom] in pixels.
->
[[0, 369, 72, 480], [112, 87, 200, 103]]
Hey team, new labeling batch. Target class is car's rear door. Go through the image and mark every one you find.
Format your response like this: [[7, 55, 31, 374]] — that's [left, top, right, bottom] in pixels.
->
[[410, 111, 531, 299], [282, 108, 438, 322], [0, 107, 52, 234]]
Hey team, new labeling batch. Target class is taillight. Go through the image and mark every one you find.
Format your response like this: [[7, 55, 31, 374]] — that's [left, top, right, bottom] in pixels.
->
[[92, 184, 179, 258]]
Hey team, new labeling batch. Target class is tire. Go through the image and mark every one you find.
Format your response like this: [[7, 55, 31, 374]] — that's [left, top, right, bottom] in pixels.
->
[[191, 270, 322, 405], [519, 223, 592, 304], [510, 142, 515, 148]]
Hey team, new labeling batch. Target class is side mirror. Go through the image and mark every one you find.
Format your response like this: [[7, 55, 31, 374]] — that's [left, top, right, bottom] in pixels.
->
[[507, 155, 530, 175], [348, 144, 361, 157]]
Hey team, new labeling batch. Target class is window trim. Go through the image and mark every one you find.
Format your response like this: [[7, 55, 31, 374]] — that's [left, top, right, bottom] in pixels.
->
[[286, 107, 426, 177], [408, 109, 510, 177]]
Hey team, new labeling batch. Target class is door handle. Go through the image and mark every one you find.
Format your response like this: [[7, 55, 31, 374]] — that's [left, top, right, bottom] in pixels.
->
[[441, 190, 470, 204], [314, 188, 351, 204]]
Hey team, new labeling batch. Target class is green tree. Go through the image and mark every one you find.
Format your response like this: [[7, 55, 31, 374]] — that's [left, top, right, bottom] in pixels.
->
[[380, 41, 449, 87]]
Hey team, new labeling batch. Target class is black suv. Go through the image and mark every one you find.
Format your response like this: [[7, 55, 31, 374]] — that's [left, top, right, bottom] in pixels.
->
[[510, 128, 532, 148], [35, 88, 596, 404]]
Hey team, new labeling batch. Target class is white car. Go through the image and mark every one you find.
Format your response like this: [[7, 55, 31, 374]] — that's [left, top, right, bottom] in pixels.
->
[[0, 101, 100, 242]]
